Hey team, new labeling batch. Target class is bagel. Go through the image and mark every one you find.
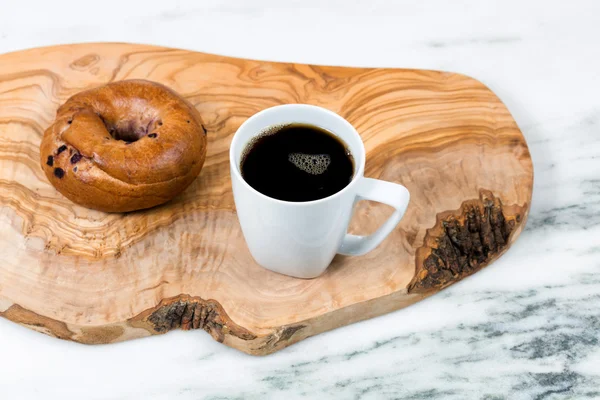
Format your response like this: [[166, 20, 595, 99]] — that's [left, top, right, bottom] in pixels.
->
[[40, 79, 207, 212]]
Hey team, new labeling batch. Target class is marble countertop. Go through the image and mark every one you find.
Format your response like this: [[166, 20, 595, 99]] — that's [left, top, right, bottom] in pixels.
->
[[1, 1, 599, 398]]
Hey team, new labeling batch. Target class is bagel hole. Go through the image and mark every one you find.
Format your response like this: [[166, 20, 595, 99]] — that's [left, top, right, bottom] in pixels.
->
[[104, 120, 149, 143], [99, 113, 160, 143], [109, 128, 145, 143]]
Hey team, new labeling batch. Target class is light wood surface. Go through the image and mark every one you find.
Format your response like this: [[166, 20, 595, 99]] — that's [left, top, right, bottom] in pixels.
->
[[0, 43, 533, 355]]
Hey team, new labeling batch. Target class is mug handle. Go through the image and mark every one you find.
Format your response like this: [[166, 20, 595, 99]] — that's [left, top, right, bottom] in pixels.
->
[[338, 177, 410, 256]]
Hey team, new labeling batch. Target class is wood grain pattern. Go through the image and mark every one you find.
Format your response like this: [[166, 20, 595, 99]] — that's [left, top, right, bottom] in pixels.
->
[[0, 43, 533, 355]]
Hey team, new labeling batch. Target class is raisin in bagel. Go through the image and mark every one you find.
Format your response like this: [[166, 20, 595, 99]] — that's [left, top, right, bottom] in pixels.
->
[[40, 79, 207, 212]]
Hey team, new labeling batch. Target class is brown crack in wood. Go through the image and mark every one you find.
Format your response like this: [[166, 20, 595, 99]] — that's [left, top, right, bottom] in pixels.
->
[[0, 304, 74, 340], [258, 324, 307, 351], [277, 325, 305, 344], [130, 295, 256, 343], [408, 190, 524, 293], [79, 326, 125, 344]]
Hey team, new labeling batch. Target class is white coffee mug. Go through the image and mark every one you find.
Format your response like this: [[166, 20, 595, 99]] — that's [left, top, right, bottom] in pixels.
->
[[230, 104, 410, 278]]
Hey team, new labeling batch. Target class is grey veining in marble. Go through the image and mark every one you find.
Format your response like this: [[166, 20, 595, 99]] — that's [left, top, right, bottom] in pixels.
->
[[1, 1, 599, 399]]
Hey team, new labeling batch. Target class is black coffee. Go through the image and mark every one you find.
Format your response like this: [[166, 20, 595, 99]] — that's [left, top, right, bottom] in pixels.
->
[[241, 123, 354, 202]]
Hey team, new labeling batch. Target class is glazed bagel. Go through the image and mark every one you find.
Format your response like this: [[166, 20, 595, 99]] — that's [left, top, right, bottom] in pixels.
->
[[40, 79, 207, 212]]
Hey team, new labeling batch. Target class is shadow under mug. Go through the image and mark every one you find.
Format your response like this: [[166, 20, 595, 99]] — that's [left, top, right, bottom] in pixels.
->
[[230, 104, 410, 278]]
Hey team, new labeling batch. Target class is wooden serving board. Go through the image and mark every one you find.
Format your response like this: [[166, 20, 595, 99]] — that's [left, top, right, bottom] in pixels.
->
[[0, 43, 533, 355]]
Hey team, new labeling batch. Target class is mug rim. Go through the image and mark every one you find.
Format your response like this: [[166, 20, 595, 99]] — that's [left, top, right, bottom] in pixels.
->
[[229, 104, 366, 207]]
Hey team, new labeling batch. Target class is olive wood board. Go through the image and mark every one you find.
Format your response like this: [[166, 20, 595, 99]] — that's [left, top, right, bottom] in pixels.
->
[[0, 43, 533, 355]]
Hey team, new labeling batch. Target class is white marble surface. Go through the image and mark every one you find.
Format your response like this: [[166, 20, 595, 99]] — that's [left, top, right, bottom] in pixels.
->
[[1, 1, 599, 398]]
